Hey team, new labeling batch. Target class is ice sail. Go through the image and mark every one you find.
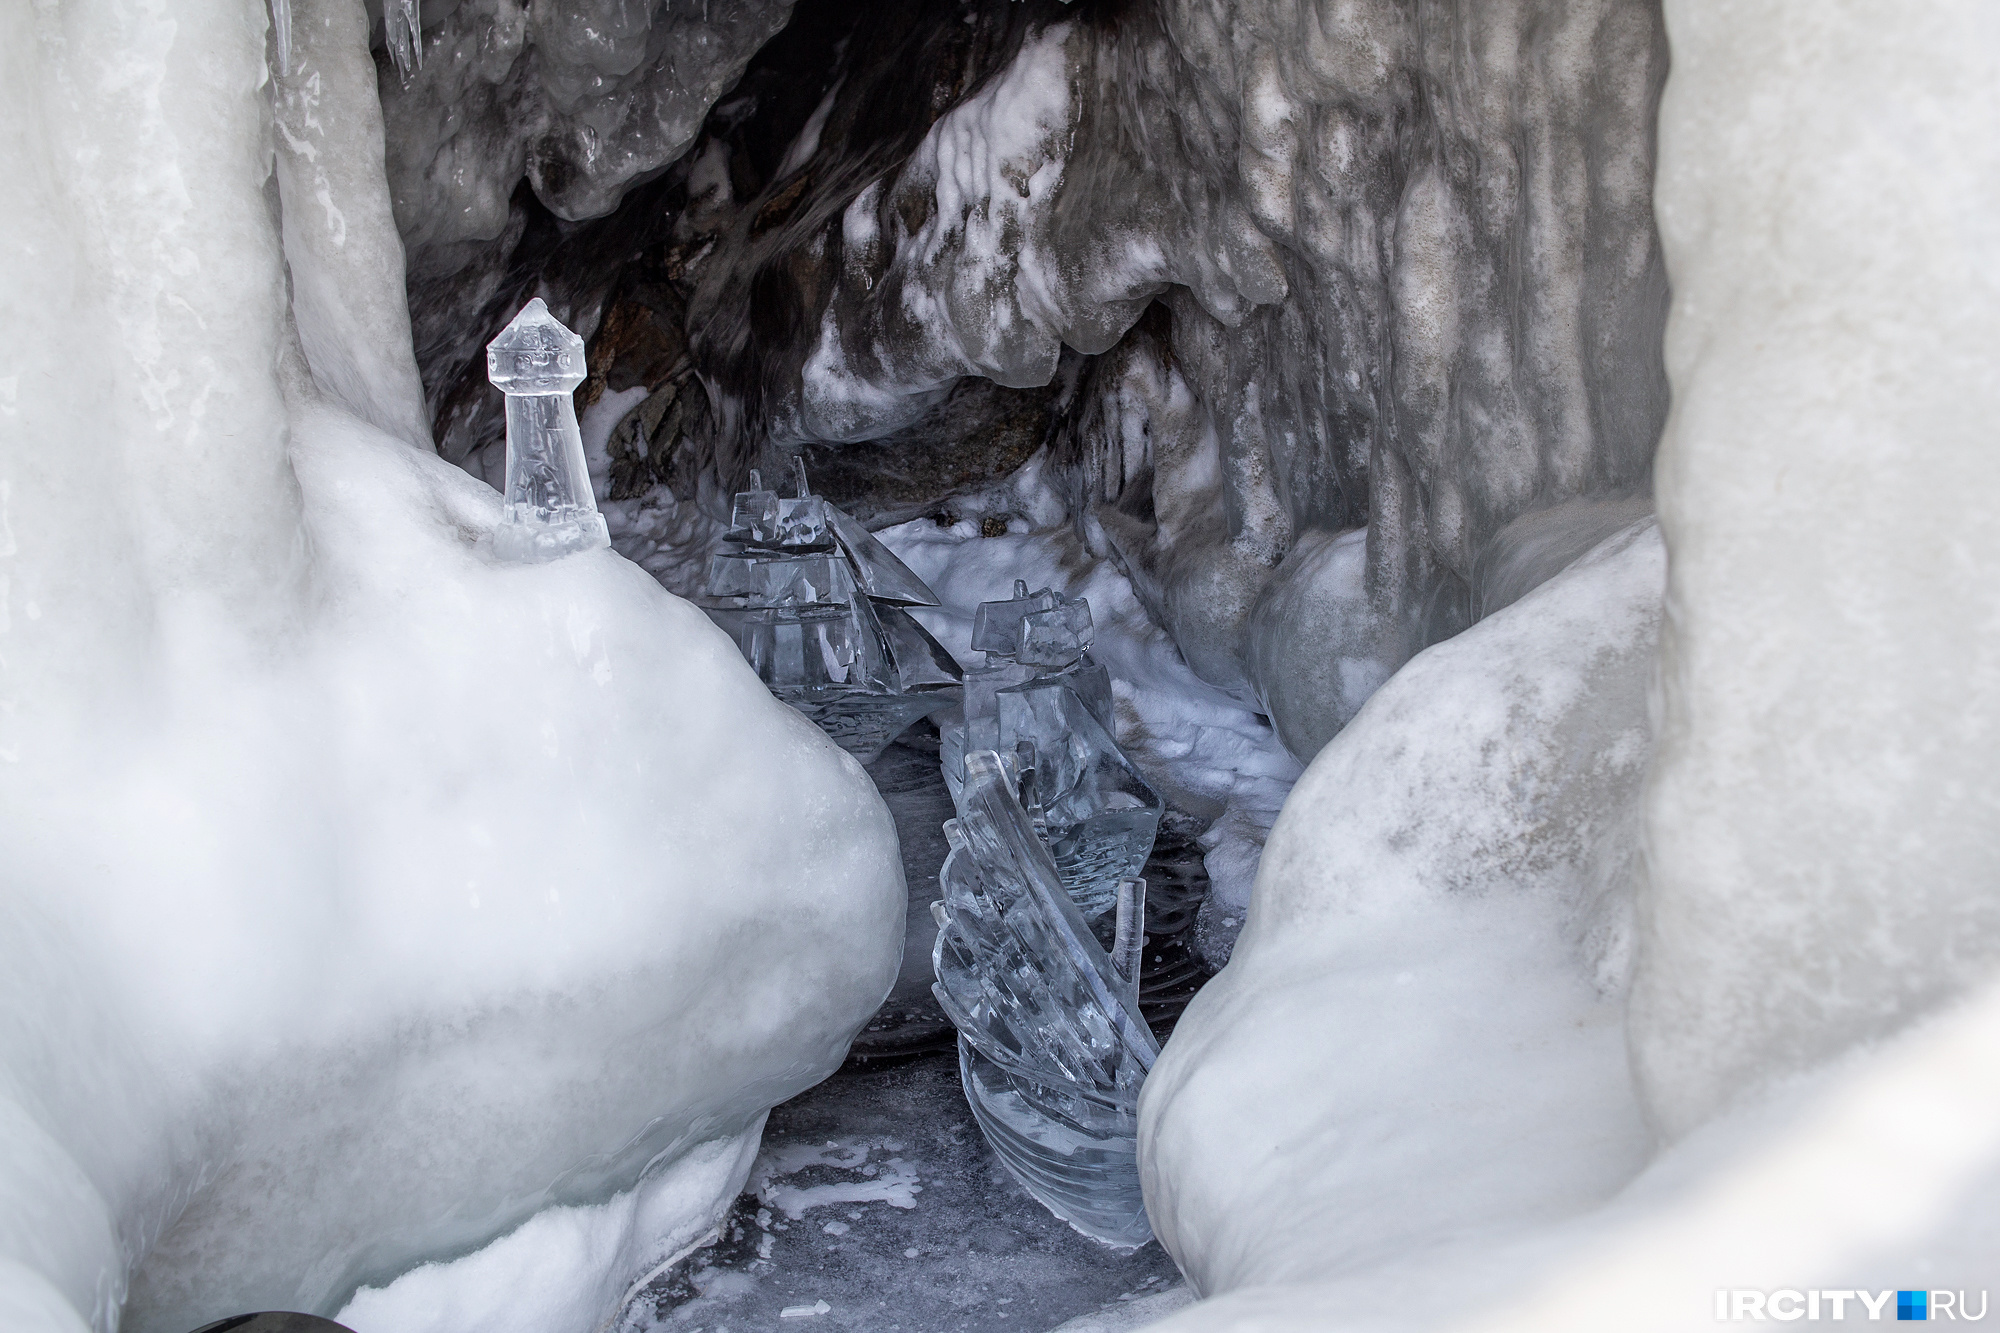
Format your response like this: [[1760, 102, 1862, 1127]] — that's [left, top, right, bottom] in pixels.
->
[[700, 460, 961, 762], [942, 582, 1160, 928], [931, 750, 1156, 1249]]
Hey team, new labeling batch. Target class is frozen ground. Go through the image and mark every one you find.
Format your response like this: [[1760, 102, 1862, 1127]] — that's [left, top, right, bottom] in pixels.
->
[[615, 1054, 1187, 1333]]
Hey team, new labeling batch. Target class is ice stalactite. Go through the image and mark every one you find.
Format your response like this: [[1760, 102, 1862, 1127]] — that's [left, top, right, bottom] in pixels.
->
[[270, 0, 293, 73], [382, 0, 420, 84], [271, 0, 432, 448]]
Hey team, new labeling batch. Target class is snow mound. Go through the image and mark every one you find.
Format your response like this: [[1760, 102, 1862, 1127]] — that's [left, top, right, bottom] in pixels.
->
[[1139, 520, 1663, 1298], [0, 6, 903, 1330]]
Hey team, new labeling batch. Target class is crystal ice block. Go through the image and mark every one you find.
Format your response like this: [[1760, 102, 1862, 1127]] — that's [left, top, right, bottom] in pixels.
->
[[486, 299, 609, 564], [1000, 681, 1163, 927], [971, 581, 1092, 667], [931, 750, 1156, 1248], [729, 460, 832, 549]]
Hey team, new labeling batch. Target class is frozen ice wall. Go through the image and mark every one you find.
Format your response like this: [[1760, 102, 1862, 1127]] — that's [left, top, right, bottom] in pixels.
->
[[1126, 2, 2000, 1328], [665, 0, 1668, 747], [0, 4, 902, 1333], [1634, 0, 2000, 1135]]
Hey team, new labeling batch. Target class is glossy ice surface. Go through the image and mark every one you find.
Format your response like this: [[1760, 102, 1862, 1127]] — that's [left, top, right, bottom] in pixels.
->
[[931, 751, 1156, 1249], [486, 300, 608, 563]]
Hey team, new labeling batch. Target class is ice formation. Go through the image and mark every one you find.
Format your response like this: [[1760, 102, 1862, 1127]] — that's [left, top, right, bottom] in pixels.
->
[[945, 582, 1163, 927], [651, 0, 1669, 750], [1135, 0, 2000, 1325], [487, 299, 612, 562], [271, 0, 431, 448], [1632, 0, 2000, 1142], [699, 461, 960, 762], [7, 0, 1999, 1327], [931, 752, 1158, 1249], [884, 519, 1301, 966], [1142, 519, 1662, 1300], [0, 6, 903, 1333]]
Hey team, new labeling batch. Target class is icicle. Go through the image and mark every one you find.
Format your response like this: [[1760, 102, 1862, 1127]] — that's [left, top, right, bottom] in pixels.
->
[[269, 0, 293, 76], [385, 0, 423, 85]]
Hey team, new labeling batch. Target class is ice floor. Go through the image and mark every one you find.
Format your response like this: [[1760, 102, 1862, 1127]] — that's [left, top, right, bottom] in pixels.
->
[[618, 1054, 1186, 1333], [615, 726, 1211, 1333]]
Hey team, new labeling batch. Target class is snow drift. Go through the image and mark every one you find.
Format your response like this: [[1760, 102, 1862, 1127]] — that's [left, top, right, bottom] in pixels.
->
[[0, 3, 903, 1332]]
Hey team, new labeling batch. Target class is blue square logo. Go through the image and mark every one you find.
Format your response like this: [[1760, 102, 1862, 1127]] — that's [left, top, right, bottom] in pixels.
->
[[1899, 1290, 1929, 1321]]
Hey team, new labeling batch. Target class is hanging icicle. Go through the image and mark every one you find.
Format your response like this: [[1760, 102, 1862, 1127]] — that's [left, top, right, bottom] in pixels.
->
[[385, 0, 423, 85], [269, 0, 294, 76]]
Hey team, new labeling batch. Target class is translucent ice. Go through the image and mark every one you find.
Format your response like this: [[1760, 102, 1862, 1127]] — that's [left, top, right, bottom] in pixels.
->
[[269, 0, 292, 73], [942, 582, 1151, 924], [1002, 681, 1162, 927], [383, 0, 420, 84], [959, 584, 1114, 774], [700, 464, 958, 762], [728, 461, 831, 550], [487, 299, 611, 564], [931, 751, 1157, 1248]]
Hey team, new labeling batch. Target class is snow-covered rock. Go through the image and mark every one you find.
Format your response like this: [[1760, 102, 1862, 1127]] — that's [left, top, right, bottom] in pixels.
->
[[1138, 519, 1662, 1299], [0, 5, 902, 1333]]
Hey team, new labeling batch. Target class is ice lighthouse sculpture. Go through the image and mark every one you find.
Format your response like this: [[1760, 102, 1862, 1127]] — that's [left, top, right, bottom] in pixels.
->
[[486, 299, 611, 563], [699, 460, 962, 762]]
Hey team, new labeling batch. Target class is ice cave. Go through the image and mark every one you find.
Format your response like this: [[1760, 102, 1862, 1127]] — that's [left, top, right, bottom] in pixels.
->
[[2, 0, 1996, 1330]]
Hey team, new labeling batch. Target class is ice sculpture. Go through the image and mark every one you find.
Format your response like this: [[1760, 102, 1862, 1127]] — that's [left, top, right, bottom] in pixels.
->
[[700, 460, 961, 762], [486, 299, 611, 564], [945, 582, 1161, 927], [931, 750, 1158, 1248]]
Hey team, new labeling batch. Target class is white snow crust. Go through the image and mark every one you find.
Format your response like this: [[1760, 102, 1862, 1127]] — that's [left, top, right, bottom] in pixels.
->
[[0, 6, 902, 1333]]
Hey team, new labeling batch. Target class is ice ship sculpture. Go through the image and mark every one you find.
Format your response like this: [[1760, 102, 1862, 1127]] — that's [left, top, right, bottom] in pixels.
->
[[931, 749, 1158, 1248], [943, 583, 1163, 927], [486, 299, 611, 564], [699, 460, 962, 763]]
